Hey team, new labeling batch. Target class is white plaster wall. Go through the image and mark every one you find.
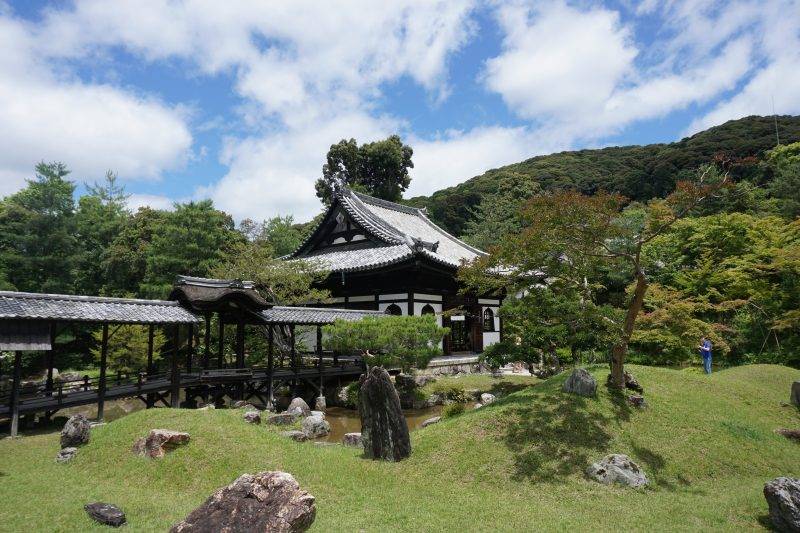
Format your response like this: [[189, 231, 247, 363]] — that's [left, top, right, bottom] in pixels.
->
[[414, 301, 442, 326], [379, 298, 408, 315], [481, 305, 501, 349]]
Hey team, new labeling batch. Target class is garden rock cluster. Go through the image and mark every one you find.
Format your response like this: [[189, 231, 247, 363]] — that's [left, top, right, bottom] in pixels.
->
[[60, 414, 91, 448], [360, 366, 411, 462], [563, 368, 597, 397], [586, 454, 649, 488], [267, 413, 301, 426], [764, 477, 800, 532], [170, 471, 316, 532], [84, 502, 126, 527], [132, 429, 190, 459]]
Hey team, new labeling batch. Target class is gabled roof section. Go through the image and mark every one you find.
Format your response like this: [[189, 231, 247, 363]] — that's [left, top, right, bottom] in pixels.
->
[[169, 275, 271, 313], [260, 306, 384, 325], [290, 188, 486, 272]]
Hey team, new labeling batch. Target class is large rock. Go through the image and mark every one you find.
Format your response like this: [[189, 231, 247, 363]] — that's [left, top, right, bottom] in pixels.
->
[[61, 414, 91, 448], [563, 368, 597, 397], [170, 471, 316, 532], [301, 415, 330, 439], [244, 411, 262, 424], [281, 430, 308, 442], [287, 397, 311, 417], [267, 413, 301, 426], [586, 454, 649, 488], [764, 477, 800, 532], [56, 447, 78, 463], [480, 393, 496, 405], [314, 396, 326, 412], [342, 433, 362, 447], [421, 416, 441, 428], [791, 381, 800, 407], [359, 366, 411, 461], [607, 371, 644, 393], [84, 502, 126, 527], [132, 429, 190, 459]]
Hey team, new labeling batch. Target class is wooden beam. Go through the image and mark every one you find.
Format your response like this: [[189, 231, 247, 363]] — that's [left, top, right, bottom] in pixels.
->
[[217, 318, 225, 369], [97, 324, 109, 421], [186, 325, 194, 372], [267, 326, 274, 407], [235, 319, 245, 400], [290, 324, 298, 393], [170, 324, 181, 408], [203, 313, 211, 369], [316, 325, 323, 394], [146, 325, 155, 375], [45, 322, 56, 396], [9, 351, 22, 438]]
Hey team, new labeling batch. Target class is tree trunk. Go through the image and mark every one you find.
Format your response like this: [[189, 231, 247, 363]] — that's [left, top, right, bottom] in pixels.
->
[[611, 270, 648, 388]]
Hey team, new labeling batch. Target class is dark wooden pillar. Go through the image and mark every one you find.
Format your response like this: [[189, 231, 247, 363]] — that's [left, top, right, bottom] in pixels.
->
[[146, 324, 155, 375], [217, 318, 225, 369], [97, 324, 109, 421], [170, 324, 181, 408], [235, 319, 245, 400], [45, 323, 56, 396], [203, 314, 211, 369], [316, 325, 323, 394], [186, 325, 194, 372], [290, 324, 298, 393], [266, 326, 274, 407], [9, 351, 22, 438]]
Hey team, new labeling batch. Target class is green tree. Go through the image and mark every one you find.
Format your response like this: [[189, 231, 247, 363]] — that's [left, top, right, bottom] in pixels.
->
[[0, 162, 77, 293], [140, 200, 242, 298], [92, 324, 166, 373], [315, 135, 413, 204], [74, 171, 130, 294], [239, 215, 304, 258], [324, 315, 448, 372], [102, 207, 168, 296], [766, 142, 800, 218]]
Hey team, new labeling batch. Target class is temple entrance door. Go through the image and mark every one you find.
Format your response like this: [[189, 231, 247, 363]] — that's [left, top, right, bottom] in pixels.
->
[[449, 316, 472, 352]]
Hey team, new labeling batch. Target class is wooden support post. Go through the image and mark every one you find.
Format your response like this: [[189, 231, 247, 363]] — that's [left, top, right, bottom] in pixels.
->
[[266, 326, 274, 407], [170, 324, 181, 408], [316, 325, 323, 394], [97, 324, 109, 421], [290, 324, 298, 394], [235, 319, 245, 400], [186, 325, 194, 372], [203, 314, 211, 369], [217, 318, 225, 369], [9, 351, 22, 438], [45, 322, 55, 396], [146, 324, 155, 375]]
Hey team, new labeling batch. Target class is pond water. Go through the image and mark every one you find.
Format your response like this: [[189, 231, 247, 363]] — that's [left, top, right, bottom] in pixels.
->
[[49, 397, 450, 443]]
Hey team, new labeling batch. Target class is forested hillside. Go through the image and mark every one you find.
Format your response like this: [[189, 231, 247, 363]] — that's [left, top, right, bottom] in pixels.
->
[[407, 115, 800, 237]]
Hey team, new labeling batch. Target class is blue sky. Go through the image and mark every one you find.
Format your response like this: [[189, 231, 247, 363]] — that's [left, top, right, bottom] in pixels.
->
[[1, 0, 798, 222]]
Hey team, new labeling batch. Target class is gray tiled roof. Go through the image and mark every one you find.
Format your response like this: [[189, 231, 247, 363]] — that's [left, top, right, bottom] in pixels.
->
[[291, 188, 486, 272], [260, 306, 384, 325], [0, 291, 201, 324]]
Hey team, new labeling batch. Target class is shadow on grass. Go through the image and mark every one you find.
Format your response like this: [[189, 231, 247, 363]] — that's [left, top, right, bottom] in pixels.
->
[[486, 380, 537, 397]]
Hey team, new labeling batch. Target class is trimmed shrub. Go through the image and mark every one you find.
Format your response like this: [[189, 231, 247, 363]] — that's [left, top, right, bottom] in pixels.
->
[[442, 402, 466, 418]]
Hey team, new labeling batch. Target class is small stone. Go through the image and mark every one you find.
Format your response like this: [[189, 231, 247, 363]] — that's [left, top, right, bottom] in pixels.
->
[[563, 368, 597, 397], [243, 411, 261, 424], [61, 414, 91, 448], [287, 397, 311, 417], [421, 416, 441, 428], [480, 393, 496, 405], [198, 404, 215, 411], [232, 400, 251, 409], [474, 403, 483, 409], [132, 429, 190, 459], [314, 396, 326, 412], [56, 447, 78, 463], [301, 415, 330, 439], [342, 433, 362, 447], [281, 430, 308, 442], [170, 471, 316, 532], [84, 502, 126, 527], [586, 454, 649, 488], [267, 413, 300, 426], [776, 428, 800, 442], [764, 477, 800, 532], [627, 395, 647, 409]]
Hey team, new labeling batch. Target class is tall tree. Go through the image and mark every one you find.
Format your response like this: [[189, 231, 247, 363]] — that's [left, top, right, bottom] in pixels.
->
[[0, 162, 77, 293], [766, 142, 800, 219], [140, 200, 242, 298], [102, 207, 168, 296], [239, 215, 304, 258], [315, 135, 413, 204], [461, 165, 728, 388], [74, 171, 130, 294]]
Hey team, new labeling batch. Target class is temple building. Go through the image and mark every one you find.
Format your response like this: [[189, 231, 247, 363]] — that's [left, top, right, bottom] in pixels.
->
[[286, 188, 502, 354]]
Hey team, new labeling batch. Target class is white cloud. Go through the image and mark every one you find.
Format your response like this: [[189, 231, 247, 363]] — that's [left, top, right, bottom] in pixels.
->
[[126, 193, 175, 212], [0, 13, 192, 197]]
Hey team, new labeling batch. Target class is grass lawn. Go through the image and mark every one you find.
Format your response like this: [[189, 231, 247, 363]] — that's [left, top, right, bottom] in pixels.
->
[[1, 364, 799, 531], [420, 372, 540, 397]]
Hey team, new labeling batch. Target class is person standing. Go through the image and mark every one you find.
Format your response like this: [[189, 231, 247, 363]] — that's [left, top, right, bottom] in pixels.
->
[[699, 337, 713, 374]]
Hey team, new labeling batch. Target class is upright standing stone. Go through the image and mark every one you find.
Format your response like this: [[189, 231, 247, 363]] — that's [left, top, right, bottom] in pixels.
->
[[359, 366, 411, 461], [764, 477, 800, 532], [562, 368, 597, 397], [61, 414, 91, 448], [287, 398, 311, 417], [314, 396, 326, 412], [791, 381, 800, 407]]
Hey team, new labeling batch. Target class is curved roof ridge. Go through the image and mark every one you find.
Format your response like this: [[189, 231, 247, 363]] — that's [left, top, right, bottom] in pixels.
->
[[0, 290, 181, 307], [339, 189, 410, 245], [414, 209, 487, 257], [351, 190, 423, 215]]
